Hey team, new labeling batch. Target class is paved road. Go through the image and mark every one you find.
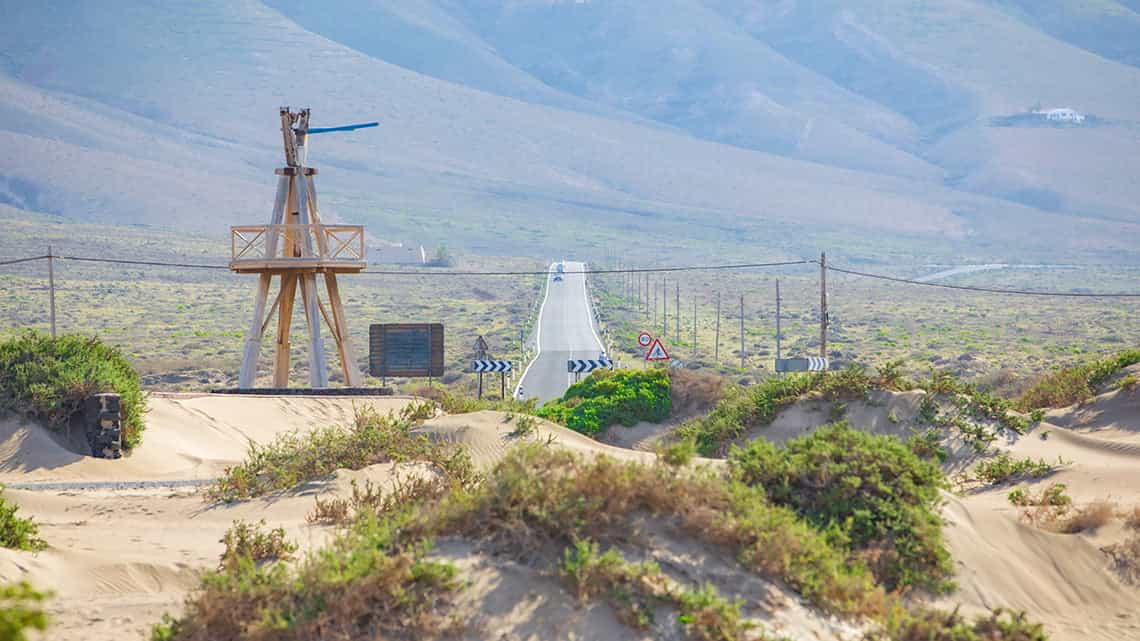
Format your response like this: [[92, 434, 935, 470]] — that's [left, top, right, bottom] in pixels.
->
[[515, 262, 606, 403]]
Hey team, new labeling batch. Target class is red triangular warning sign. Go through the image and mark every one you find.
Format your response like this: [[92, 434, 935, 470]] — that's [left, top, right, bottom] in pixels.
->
[[645, 338, 670, 361]]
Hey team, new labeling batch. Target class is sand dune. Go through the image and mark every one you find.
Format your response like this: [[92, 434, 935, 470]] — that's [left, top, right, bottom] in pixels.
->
[[0, 387, 1137, 640], [0, 393, 416, 484]]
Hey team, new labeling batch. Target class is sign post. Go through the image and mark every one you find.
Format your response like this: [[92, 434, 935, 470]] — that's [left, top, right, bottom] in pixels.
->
[[645, 338, 670, 362], [368, 323, 445, 381], [473, 359, 513, 399], [774, 356, 829, 373]]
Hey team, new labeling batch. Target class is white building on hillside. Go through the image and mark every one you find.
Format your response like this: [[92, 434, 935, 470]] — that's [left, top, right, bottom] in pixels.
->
[[1033, 108, 1086, 123], [370, 242, 426, 265]]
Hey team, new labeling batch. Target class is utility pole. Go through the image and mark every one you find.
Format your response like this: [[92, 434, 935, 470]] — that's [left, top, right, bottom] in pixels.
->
[[820, 252, 828, 360], [692, 296, 697, 357], [775, 279, 782, 367], [714, 291, 721, 362], [644, 273, 649, 317], [675, 282, 680, 343], [47, 245, 56, 339], [662, 277, 668, 337], [653, 279, 658, 327], [739, 294, 745, 370]]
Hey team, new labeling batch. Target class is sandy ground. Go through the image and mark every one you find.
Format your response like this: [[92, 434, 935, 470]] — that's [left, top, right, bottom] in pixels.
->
[[0, 385, 1137, 640]]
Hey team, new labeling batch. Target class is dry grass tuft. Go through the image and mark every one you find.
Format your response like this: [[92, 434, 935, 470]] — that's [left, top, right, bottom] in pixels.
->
[[669, 369, 724, 413], [1124, 505, 1140, 531], [1103, 536, 1140, 585], [1060, 501, 1116, 534]]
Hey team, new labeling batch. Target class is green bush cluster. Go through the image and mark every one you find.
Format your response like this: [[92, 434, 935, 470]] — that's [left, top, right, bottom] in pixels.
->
[[0, 491, 47, 552], [973, 453, 1053, 485], [0, 582, 50, 641], [0, 331, 145, 449], [537, 368, 671, 435], [728, 422, 952, 593], [1017, 349, 1140, 410]]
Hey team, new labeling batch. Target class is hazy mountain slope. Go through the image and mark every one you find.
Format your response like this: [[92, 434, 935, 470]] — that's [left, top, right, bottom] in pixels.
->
[[1, 0, 1138, 263], [261, 0, 645, 124], [436, 0, 942, 180], [987, 0, 1140, 69]]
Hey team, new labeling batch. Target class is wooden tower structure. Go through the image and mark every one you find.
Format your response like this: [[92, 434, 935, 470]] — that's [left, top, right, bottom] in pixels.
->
[[230, 107, 369, 388]]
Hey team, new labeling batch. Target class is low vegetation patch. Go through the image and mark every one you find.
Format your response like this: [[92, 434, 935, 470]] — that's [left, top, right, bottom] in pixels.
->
[[877, 606, 1047, 641], [152, 518, 464, 641], [676, 364, 1024, 457], [0, 491, 47, 552], [537, 368, 671, 435], [669, 368, 724, 412], [218, 520, 296, 572], [1011, 484, 1118, 533], [1017, 349, 1140, 410], [0, 581, 50, 641], [973, 453, 1054, 485], [164, 445, 886, 640], [729, 422, 952, 593], [1103, 535, 1140, 585], [0, 331, 145, 448], [413, 385, 537, 415], [163, 435, 1044, 640], [206, 406, 477, 502]]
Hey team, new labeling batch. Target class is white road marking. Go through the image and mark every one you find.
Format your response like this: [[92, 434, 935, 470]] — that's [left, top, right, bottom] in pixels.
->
[[580, 263, 606, 353], [513, 264, 554, 398]]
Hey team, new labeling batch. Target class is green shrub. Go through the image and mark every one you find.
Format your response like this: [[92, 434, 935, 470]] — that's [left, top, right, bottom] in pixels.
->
[[0, 491, 47, 552], [659, 436, 698, 467], [218, 520, 296, 572], [973, 453, 1053, 485], [675, 583, 751, 641], [0, 331, 145, 448], [1017, 349, 1140, 410], [559, 540, 664, 629], [729, 422, 952, 593], [537, 368, 671, 435], [0, 582, 50, 641]]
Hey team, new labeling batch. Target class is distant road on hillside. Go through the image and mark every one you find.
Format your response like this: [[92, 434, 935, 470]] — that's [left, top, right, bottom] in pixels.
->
[[515, 262, 606, 403]]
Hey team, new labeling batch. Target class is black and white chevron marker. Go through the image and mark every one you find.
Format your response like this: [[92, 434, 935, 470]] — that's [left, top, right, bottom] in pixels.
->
[[567, 358, 613, 373], [473, 360, 512, 373], [774, 356, 829, 373]]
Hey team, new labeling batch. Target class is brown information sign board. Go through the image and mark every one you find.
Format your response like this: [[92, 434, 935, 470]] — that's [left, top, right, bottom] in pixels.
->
[[369, 323, 444, 378]]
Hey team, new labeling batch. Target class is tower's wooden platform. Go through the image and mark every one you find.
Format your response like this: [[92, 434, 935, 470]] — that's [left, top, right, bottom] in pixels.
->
[[229, 224, 366, 273]]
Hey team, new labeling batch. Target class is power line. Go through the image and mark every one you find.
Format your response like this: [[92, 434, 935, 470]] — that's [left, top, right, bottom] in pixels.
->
[[360, 259, 812, 276], [4, 251, 1140, 297], [0, 255, 49, 266], [822, 263, 1140, 298], [0, 253, 811, 276], [56, 255, 230, 270]]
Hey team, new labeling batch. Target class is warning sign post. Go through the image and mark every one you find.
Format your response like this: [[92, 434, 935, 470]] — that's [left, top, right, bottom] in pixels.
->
[[645, 338, 670, 362]]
